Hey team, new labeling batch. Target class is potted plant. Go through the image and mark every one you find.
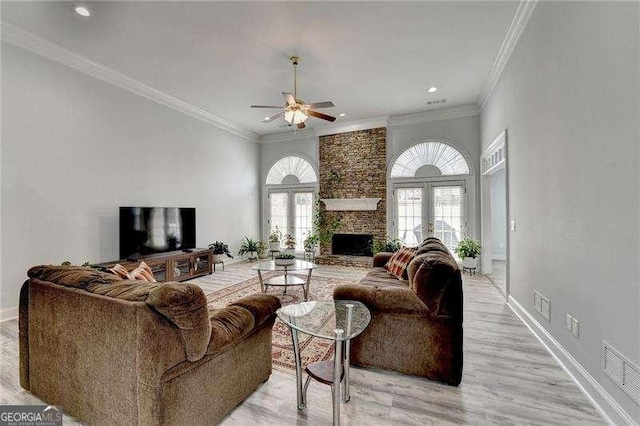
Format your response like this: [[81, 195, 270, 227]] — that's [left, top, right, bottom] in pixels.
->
[[208, 241, 234, 263], [238, 237, 260, 261], [257, 240, 268, 259], [372, 237, 403, 254], [304, 233, 319, 254], [283, 234, 296, 254], [454, 237, 481, 269], [274, 253, 296, 266], [268, 227, 282, 251]]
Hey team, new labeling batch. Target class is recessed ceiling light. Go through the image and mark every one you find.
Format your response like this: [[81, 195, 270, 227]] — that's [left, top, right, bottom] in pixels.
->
[[339, 113, 346, 117], [264, 117, 271, 121], [73, 5, 91, 17], [427, 87, 438, 93]]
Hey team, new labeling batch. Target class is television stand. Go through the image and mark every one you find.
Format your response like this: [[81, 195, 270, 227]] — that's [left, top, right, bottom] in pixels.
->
[[98, 248, 213, 282]]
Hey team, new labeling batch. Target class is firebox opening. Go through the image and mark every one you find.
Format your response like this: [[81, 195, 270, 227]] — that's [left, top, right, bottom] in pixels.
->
[[332, 234, 373, 257]]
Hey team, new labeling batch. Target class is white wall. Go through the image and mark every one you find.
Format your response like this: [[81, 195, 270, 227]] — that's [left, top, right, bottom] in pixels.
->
[[490, 168, 506, 259], [480, 2, 639, 421], [1, 43, 260, 310]]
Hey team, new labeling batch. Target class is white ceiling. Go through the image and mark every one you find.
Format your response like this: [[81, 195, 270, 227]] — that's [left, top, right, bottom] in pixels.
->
[[2, 1, 520, 136]]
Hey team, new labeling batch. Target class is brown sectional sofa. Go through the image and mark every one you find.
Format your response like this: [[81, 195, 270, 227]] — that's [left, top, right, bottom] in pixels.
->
[[333, 237, 463, 385], [20, 265, 280, 425]]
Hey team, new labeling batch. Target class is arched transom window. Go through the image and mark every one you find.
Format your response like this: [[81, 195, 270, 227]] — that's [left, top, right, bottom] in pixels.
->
[[390, 141, 470, 178], [266, 156, 317, 185]]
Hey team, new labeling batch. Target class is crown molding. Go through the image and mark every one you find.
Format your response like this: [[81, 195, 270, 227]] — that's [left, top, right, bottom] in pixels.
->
[[314, 116, 388, 137], [477, 0, 539, 109], [386, 104, 479, 128], [259, 129, 318, 144], [1, 20, 258, 142]]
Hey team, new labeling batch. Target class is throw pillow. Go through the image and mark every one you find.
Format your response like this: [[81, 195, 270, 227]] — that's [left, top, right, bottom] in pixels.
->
[[109, 263, 134, 280], [385, 247, 417, 280], [130, 261, 157, 282]]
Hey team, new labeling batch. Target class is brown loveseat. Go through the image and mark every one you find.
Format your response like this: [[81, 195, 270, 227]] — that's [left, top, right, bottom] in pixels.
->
[[333, 237, 463, 385], [20, 265, 280, 425]]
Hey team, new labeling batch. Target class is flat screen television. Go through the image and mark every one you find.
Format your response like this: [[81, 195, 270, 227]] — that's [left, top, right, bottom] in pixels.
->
[[119, 207, 196, 259]]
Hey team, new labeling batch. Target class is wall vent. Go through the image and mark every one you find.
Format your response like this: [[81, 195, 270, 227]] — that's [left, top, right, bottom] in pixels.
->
[[426, 99, 447, 106], [602, 341, 640, 405]]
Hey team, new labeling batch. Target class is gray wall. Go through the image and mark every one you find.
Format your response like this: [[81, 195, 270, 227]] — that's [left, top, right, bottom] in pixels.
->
[[490, 168, 506, 258], [480, 2, 639, 419], [1, 43, 260, 310], [387, 114, 481, 241]]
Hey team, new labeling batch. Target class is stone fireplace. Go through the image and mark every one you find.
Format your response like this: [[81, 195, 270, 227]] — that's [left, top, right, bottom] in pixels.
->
[[316, 127, 387, 267]]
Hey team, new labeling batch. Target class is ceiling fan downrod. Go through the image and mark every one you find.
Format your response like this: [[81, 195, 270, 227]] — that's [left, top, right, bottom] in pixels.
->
[[290, 56, 300, 100]]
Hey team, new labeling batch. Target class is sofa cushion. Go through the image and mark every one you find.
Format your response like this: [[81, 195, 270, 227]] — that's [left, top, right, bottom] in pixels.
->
[[86, 280, 162, 300], [364, 268, 409, 287], [416, 237, 451, 255], [130, 261, 157, 282], [27, 265, 122, 288], [385, 247, 417, 280], [407, 252, 462, 319], [146, 283, 212, 362]]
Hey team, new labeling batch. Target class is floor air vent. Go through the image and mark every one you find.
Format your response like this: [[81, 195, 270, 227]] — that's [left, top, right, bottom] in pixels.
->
[[603, 341, 640, 405]]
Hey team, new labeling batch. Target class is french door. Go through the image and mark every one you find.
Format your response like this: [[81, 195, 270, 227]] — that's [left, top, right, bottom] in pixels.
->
[[394, 181, 466, 253], [268, 189, 314, 252]]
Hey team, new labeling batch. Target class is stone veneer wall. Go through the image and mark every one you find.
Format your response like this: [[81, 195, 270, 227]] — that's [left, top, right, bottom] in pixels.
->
[[318, 127, 387, 256]]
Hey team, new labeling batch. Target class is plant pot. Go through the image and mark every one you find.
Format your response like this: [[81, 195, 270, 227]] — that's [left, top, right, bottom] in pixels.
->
[[258, 251, 268, 259], [212, 254, 225, 263], [268, 241, 280, 251], [274, 258, 296, 266], [247, 251, 257, 261], [461, 257, 478, 269]]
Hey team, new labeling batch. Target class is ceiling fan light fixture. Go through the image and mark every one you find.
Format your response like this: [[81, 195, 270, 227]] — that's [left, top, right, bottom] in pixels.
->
[[284, 109, 308, 124]]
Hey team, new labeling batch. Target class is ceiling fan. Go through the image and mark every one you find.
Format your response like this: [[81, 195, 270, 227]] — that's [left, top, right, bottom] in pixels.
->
[[251, 56, 336, 129]]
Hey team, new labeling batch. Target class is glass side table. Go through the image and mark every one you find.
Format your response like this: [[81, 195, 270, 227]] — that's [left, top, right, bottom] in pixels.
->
[[252, 260, 317, 301], [276, 300, 371, 425]]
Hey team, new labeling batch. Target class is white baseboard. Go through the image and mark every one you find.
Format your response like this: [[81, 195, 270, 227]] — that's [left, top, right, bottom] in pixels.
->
[[0, 306, 18, 322], [507, 296, 635, 426]]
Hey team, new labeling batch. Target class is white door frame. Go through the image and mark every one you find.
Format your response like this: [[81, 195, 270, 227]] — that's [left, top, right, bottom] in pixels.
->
[[481, 129, 509, 297], [392, 179, 467, 249]]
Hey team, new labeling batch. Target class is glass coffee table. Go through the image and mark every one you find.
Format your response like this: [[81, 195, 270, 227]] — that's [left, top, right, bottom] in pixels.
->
[[277, 300, 371, 425], [252, 259, 317, 301]]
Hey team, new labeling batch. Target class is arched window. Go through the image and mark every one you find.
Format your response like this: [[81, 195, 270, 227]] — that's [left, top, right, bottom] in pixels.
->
[[266, 156, 317, 185], [390, 141, 471, 252], [265, 156, 317, 252], [390, 141, 470, 178]]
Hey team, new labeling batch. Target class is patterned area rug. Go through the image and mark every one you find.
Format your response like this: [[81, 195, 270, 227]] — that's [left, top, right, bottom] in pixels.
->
[[205, 273, 359, 373]]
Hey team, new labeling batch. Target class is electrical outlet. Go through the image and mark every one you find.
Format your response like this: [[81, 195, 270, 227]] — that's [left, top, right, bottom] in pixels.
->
[[533, 290, 550, 322], [566, 314, 580, 338]]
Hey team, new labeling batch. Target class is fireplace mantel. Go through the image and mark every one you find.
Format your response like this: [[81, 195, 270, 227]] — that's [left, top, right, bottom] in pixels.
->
[[321, 198, 381, 211]]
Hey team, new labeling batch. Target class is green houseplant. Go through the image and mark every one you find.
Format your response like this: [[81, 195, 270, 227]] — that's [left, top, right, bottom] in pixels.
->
[[208, 241, 234, 263], [304, 233, 319, 253], [274, 253, 296, 266], [372, 237, 403, 254], [268, 227, 282, 251], [257, 240, 268, 259], [238, 237, 260, 261], [454, 237, 481, 268]]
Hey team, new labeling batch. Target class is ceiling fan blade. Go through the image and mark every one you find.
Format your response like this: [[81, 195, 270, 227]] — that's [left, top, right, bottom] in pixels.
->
[[282, 92, 297, 107], [297, 122, 306, 129], [306, 101, 335, 109], [251, 105, 283, 109], [263, 111, 284, 123], [307, 109, 336, 122]]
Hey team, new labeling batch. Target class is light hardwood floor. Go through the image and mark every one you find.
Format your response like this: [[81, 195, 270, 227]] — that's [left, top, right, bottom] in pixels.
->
[[0, 261, 605, 425]]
